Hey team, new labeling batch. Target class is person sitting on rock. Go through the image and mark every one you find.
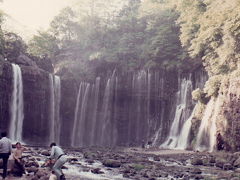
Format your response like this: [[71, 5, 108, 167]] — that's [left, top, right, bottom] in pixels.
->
[[12, 142, 27, 176], [49, 142, 67, 180]]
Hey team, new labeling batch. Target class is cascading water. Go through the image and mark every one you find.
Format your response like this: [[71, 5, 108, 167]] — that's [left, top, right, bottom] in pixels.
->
[[49, 75, 61, 144], [128, 71, 148, 144], [71, 82, 91, 147], [9, 64, 24, 142], [175, 106, 197, 149], [99, 71, 118, 146], [99, 79, 112, 145], [152, 74, 165, 146], [63, 68, 206, 147], [195, 98, 215, 151], [90, 77, 100, 146], [161, 75, 193, 149], [195, 96, 222, 152]]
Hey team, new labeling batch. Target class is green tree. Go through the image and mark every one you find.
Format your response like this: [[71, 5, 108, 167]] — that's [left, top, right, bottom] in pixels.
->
[[177, 0, 240, 75], [28, 31, 59, 58]]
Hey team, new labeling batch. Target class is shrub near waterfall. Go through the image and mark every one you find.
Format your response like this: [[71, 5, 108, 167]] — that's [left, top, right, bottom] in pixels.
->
[[203, 75, 222, 97], [192, 88, 209, 104]]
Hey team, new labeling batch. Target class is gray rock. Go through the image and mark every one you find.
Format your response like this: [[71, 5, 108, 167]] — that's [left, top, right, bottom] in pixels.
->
[[234, 157, 240, 167], [191, 168, 202, 174], [25, 161, 40, 168], [41, 151, 50, 156], [91, 168, 104, 174], [223, 163, 233, 170], [26, 166, 38, 173], [103, 159, 121, 168], [191, 158, 203, 165]]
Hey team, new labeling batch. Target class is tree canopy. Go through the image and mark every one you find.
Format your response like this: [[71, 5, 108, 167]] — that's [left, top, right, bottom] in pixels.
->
[[176, 0, 240, 76], [27, 0, 198, 76]]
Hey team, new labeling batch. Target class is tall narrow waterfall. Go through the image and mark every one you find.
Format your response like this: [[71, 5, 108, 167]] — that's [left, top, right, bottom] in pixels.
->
[[161, 75, 193, 149], [9, 64, 24, 142], [90, 77, 100, 146], [99, 71, 118, 146], [71, 82, 91, 147], [49, 75, 61, 144]]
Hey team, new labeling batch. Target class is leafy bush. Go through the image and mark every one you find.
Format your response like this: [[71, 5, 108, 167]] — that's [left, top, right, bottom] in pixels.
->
[[192, 88, 209, 104], [204, 75, 222, 97]]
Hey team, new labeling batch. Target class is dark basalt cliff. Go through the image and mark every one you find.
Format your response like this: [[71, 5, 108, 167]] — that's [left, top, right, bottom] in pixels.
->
[[2, 56, 240, 151]]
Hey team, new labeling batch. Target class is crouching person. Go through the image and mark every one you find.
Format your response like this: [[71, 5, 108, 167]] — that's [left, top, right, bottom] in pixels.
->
[[49, 143, 67, 180]]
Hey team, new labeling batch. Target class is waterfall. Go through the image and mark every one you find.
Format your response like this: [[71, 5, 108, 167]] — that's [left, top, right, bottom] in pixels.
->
[[49, 75, 61, 144], [9, 64, 24, 142], [98, 70, 118, 146], [146, 70, 151, 140], [161, 76, 193, 149], [152, 74, 165, 146], [175, 106, 197, 149], [71, 82, 84, 147], [99, 79, 112, 146], [195, 96, 222, 152], [112, 76, 118, 146], [90, 77, 100, 146], [71, 82, 90, 147]]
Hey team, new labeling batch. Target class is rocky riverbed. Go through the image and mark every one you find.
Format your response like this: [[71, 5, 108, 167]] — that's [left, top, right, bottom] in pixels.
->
[[3, 147, 240, 180]]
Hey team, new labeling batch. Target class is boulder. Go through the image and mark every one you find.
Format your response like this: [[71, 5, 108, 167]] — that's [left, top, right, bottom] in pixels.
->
[[41, 151, 50, 156], [191, 158, 203, 165], [223, 163, 233, 170], [191, 168, 202, 174], [215, 158, 227, 169], [234, 157, 240, 167], [91, 168, 104, 174], [103, 159, 121, 168], [26, 166, 38, 173], [25, 161, 40, 168]]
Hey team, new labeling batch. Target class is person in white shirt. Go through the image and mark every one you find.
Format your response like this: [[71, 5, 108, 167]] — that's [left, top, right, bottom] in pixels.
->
[[0, 132, 12, 179], [49, 142, 67, 180]]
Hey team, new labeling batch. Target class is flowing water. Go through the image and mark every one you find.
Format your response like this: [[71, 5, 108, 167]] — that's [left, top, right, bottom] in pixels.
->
[[90, 77, 100, 146], [9, 64, 24, 142], [71, 82, 90, 147], [49, 75, 61, 144], [195, 96, 222, 152], [195, 98, 215, 151], [160, 76, 193, 149], [175, 106, 197, 149]]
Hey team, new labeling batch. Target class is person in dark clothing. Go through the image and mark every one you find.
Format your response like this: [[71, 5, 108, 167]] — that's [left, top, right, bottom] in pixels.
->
[[0, 132, 12, 179], [216, 133, 224, 151]]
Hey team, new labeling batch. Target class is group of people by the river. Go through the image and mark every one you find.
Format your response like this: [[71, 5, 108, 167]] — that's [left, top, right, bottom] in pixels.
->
[[0, 132, 67, 180]]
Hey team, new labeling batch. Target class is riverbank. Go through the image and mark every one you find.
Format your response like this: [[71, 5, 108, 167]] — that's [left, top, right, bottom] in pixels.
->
[[2, 147, 240, 180]]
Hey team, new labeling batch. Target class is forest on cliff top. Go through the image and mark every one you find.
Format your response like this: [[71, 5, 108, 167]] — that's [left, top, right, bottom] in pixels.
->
[[0, 0, 240, 81]]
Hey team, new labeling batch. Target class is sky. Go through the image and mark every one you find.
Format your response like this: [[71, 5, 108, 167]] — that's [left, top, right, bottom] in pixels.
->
[[0, 0, 75, 38]]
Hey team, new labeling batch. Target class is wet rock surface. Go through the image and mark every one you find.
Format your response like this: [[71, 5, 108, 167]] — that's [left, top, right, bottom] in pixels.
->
[[4, 147, 240, 180]]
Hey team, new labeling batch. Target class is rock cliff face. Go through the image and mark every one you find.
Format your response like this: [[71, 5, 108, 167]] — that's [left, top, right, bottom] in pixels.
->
[[21, 66, 50, 145], [0, 60, 51, 145], [223, 76, 240, 150], [0, 61, 12, 132], [190, 71, 240, 152], [0, 58, 211, 149]]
